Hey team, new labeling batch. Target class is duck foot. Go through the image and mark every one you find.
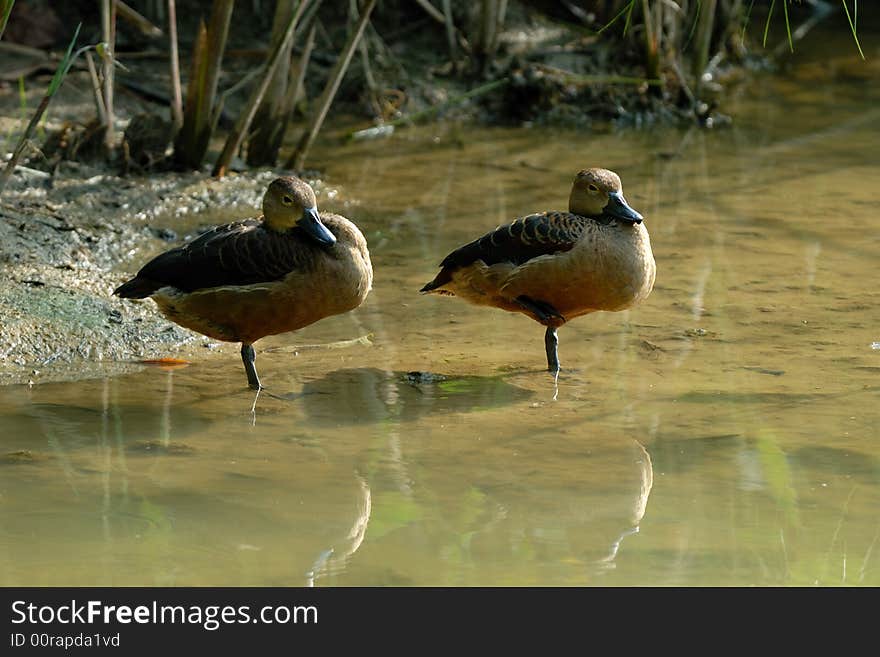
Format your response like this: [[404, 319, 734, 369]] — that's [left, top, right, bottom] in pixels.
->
[[249, 387, 308, 417], [250, 386, 262, 416]]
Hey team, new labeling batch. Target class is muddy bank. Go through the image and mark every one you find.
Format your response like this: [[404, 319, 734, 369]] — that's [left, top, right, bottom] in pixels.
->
[[0, 165, 339, 385]]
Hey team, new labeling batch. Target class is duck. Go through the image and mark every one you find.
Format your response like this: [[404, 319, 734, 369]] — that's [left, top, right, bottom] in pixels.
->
[[114, 176, 373, 390], [420, 168, 655, 374]]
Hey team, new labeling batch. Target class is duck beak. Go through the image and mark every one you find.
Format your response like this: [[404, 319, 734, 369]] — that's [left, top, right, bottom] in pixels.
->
[[603, 192, 643, 224], [299, 207, 337, 246]]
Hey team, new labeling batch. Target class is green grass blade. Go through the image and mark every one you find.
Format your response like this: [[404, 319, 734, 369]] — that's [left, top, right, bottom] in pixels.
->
[[741, 0, 757, 46], [0, 22, 84, 195], [782, 0, 793, 52], [841, 0, 865, 59], [622, 0, 635, 36], [683, 0, 702, 53], [17, 75, 26, 121], [0, 0, 15, 43], [762, 0, 775, 47], [48, 22, 82, 97], [597, 0, 635, 35]]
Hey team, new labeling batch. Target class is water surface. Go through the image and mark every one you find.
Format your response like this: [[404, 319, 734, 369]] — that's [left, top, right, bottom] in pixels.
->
[[1, 32, 879, 586]]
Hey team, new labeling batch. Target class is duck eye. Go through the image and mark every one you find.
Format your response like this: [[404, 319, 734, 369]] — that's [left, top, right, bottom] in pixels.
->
[[588, 184, 599, 193], [282, 196, 293, 205]]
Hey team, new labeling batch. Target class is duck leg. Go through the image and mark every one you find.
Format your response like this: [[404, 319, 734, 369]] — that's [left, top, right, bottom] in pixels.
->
[[241, 343, 262, 390], [514, 296, 564, 373], [545, 327, 560, 374], [515, 295, 565, 326]]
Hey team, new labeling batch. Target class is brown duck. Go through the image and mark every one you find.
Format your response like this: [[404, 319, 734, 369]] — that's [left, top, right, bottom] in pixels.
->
[[114, 176, 373, 390], [421, 168, 655, 373]]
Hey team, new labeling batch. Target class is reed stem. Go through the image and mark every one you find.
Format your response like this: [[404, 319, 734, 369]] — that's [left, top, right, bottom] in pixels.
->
[[213, 0, 312, 177], [100, 0, 116, 153], [286, 0, 378, 171], [173, 0, 234, 169], [167, 0, 183, 131]]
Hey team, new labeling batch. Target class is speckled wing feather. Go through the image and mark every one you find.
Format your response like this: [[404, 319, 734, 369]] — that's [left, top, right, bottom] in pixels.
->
[[421, 212, 586, 292], [115, 219, 315, 297]]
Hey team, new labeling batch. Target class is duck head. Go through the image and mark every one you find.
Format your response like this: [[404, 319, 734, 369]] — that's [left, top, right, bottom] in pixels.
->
[[568, 168, 643, 224], [262, 176, 337, 245]]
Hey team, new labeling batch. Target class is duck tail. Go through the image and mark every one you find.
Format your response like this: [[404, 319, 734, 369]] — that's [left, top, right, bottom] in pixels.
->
[[113, 276, 161, 299]]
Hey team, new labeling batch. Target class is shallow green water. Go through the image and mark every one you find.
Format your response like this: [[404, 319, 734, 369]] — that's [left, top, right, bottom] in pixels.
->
[[2, 33, 879, 586]]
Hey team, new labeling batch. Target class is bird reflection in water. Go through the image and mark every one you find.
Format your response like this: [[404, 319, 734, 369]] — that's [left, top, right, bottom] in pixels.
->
[[305, 475, 372, 587], [591, 442, 653, 572]]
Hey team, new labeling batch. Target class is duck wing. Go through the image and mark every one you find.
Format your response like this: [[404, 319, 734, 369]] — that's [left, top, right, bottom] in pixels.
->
[[114, 219, 314, 298], [421, 212, 586, 292]]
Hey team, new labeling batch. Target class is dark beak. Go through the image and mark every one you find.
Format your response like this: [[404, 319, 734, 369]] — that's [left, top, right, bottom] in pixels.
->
[[298, 207, 336, 246], [603, 191, 644, 224]]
